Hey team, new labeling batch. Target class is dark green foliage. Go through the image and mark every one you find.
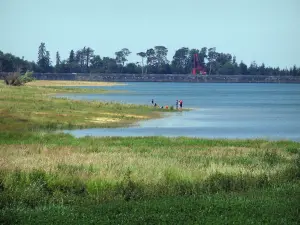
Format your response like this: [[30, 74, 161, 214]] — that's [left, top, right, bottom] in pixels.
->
[[2, 45, 299, 74], [287, 147, 300, 154], [0, 50, 35, 73], [202, 173, 271, 193], [294, 153, 300, 178], [172, 47, 190, 74], [263, 150, 283, 166], [37, 43, 52, 72]]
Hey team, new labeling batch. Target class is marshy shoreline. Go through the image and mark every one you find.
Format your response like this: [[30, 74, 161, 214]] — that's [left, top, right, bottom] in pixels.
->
[[1, 80, 300, 224]]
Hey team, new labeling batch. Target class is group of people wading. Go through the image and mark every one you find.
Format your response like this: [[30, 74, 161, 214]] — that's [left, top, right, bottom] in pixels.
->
[[151, 99, 183, 110]]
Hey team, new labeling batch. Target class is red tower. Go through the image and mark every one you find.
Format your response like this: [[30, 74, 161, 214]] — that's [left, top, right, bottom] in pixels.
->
[[192, 54, 206, 75]]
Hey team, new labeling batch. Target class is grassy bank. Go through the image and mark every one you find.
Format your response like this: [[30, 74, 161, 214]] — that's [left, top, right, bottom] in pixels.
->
[[0, 81, 169, 131], [1, 133, 300, 197], [0, 133, 300, 224]]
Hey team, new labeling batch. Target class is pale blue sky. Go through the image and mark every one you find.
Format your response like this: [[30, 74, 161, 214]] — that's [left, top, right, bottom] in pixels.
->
[[0, 0, 299, 68]]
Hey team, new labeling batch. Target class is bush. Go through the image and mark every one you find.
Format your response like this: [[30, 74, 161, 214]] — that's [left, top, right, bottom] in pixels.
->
[[4, 73, 22, 86], [19, 71, 35, 83], [4, 71, 34, 86]]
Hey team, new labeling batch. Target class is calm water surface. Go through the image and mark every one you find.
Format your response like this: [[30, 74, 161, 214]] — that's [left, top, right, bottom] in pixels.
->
[[59, 83, 300, 141]]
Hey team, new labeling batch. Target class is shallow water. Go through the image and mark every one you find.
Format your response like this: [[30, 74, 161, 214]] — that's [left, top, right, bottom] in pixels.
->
[[59, 83, 300, 141]]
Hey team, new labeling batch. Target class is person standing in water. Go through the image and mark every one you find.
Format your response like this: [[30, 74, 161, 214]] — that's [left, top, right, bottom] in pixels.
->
[[179, 100, 183, 110], [151, 99, 154, 105], [176, 100, 179, 110]]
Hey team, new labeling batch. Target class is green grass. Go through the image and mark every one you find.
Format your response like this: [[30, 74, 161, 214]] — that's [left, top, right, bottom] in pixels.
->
[[42, 85, 128, 94], [1, 180, 300, 224], [0, 82, 173, 131]]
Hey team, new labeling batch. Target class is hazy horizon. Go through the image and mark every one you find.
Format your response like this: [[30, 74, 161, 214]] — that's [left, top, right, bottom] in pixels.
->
[[0, 0, 299, 68]]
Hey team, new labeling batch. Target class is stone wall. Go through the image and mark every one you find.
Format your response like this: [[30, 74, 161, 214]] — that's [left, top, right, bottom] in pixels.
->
[[1, 72, 300, 83]]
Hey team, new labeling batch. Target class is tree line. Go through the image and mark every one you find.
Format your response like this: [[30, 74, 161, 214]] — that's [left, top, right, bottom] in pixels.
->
[[1, 42, 300, 76]]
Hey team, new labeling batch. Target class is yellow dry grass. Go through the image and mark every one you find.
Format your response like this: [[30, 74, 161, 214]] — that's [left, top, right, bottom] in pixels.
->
[[0, 143, 294, 183], [99, 112, 150, 119], [89, 117, 121, 123], [25, 80, 126, 87]]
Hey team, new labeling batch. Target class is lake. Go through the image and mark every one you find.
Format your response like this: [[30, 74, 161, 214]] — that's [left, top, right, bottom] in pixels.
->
[[59, 82, 300, 141]]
